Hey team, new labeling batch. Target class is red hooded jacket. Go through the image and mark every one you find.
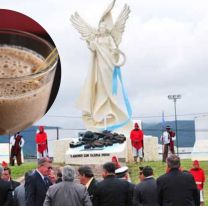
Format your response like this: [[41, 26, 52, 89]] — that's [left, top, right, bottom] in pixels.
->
[[35, 126, 48, 153], [112, 156, 121, 169], [189, 168, 205, 190], [130, 123, 144, 149]]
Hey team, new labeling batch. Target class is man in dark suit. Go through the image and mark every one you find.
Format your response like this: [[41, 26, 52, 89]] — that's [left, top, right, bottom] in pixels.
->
[[115, 166, 135, 206], [78, 165, 98, 202], [93, 162, 131, 206], [157, 155, 200, 206], [14, 171, 33, 206], [0, 166, 13, 206], [2, 167, 20, 191], [133, 166, 159, 206], [25, 157, 52, 206]]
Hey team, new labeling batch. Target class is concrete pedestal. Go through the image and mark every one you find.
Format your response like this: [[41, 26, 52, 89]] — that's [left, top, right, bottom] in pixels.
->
[[52, 135, 159, 164], [51, 138, 73, 163], [65, 142, 127, 165], [143, 136, 159, 161], [51, 121, 159, 164]]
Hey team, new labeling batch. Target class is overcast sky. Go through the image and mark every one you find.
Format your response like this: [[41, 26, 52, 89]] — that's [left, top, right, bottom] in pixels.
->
[[1, 0, 208, 128]]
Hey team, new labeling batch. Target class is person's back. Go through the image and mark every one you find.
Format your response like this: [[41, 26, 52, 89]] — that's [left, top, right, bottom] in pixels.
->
[[14, 184, 25, 206], [157, 155, 199, 206], [133, 166, 158, 206], [94, 175, 130, 206], [157, 169, 198, 206], [43, 165, 92, 206], [93, 162, 131, 206], [45, 181, 91, 206], [14, 171, 32, 206]]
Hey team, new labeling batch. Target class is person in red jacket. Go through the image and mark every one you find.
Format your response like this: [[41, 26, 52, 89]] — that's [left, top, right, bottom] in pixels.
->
[[36, 126, 48, 159], [111, 156, 121, 169], [189, 160, 206, 206], [130, 123, 144, 163]]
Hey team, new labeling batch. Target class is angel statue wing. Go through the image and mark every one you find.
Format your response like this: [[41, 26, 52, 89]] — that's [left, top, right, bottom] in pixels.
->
[[70, 12, 96, 42], [99, 0, 115, 31], [111, 4, 130, 47]]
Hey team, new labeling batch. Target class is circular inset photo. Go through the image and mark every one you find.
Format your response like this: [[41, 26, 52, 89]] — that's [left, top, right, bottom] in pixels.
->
[[0, 9, 61, 135]]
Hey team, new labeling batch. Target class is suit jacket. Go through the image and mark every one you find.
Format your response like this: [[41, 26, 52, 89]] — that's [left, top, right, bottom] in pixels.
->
[[93, 175, 131, 206], [0, 179, 13, 206], [10, 180, 20, 191], [88, 178, 98, 201], [133, 177, 159, 206], [43, 181, 92, 206], [25, 170, 51, 206], [13, 184, 26, 206], [127, 182, 135, 206], [157, 169, 200, 206]]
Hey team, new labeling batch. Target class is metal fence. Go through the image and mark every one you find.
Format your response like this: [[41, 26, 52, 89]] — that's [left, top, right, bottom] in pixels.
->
[[1, 113, 208, 159]]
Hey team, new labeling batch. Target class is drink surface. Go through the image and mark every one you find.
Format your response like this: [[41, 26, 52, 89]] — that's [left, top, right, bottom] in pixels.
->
[[0, 45, 54, 134], [0, 45, 44, 78], [0, 46, 46, 97]]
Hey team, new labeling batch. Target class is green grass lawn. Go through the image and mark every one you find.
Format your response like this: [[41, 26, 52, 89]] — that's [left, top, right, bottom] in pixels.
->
[[11, 162, 37, 180], [128, 159, 208, 204], [10, 160, 208, 204], [10, 162, 64, 180]]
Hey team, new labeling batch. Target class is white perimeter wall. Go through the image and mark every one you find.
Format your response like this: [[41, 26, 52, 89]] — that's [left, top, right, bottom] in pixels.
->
[[191, 115, 208, 160]]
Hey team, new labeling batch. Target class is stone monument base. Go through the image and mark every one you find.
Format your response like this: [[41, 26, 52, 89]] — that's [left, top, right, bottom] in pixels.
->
[[143, 136, 159, 161], [51, 138, 74, 163], [65, 142, 127, 165], [50, 126, 159, 164]]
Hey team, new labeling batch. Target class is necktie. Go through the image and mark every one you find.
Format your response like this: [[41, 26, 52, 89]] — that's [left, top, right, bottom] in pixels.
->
[[44, 177, 49, 187]]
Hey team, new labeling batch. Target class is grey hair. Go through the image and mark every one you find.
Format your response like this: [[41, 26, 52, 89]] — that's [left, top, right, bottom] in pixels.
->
[[62, 165, 75, 181], [0, 166, 3, 177], [37, 157, 52, 167], [167, 154, 180, 169]]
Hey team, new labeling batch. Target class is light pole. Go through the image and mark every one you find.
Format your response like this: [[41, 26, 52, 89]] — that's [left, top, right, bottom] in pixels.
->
[[168, 94, 181, 156]]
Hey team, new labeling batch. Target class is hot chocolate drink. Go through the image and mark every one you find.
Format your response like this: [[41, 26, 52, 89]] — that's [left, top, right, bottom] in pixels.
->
[[0, 45, 56, 134]]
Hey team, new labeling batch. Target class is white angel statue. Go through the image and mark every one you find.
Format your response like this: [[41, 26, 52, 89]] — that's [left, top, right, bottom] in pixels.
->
[[71, 0, 131, 131]]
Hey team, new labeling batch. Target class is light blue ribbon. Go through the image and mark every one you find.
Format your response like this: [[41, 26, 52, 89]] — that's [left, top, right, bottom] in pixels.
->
[[102, 66, 132, 131]]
